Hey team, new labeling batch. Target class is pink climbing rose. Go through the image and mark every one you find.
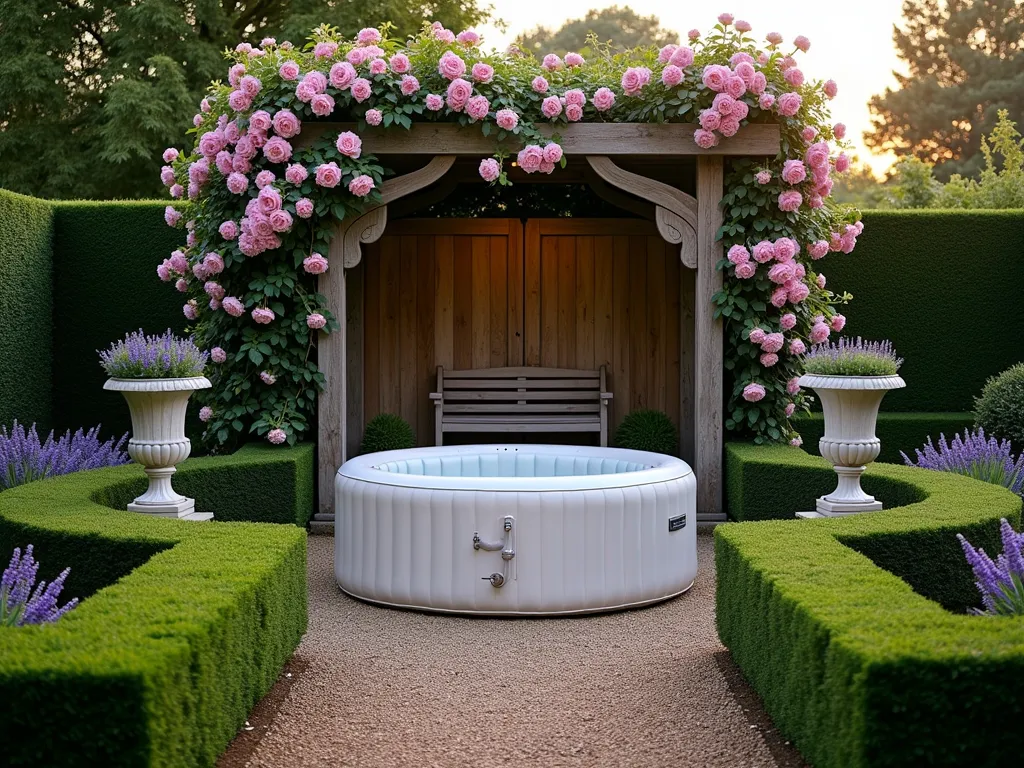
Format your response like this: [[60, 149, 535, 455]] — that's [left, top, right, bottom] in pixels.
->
[[592, 87, 615, 111], [531, 76, 549, 94], [211, 347, 227, 363], [541, 96, 562, 119], [365, 109, 383, 126], [222, 297, 244, 317], [267, 428, 287, 445], [565, 52, 585, 67], [252, 307, 275, 324], [778, 190, 803, 212], [303, 253, 329, 274], [348, 174, 375, 197], [777, 92, 802, 116], [760, 353, 779, 367], [295, 198, 314, 218], [743, 383, 766, 402], [727, 245, 750, 264], [306, 313, 328, 330], [425, 94, 444, 111], [479, 158, 500, 182], [495, 109, 519, 130], [831, 314, 846, 331], [315, 162, 342, 187]]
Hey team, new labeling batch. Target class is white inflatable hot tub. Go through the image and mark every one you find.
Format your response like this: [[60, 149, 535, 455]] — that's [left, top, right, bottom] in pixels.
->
[[334, 444, 697, 615]]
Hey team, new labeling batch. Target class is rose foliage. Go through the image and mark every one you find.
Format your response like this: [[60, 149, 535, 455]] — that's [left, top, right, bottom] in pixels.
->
[[160, 16, 862, 449]]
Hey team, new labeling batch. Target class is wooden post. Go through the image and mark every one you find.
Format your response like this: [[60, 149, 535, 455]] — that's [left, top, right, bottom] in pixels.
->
[[695, 156, 725, 520], [317, 264, 345, 517]]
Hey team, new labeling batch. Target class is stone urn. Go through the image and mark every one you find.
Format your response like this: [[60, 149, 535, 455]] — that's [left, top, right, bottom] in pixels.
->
[[798, 374, 906, 516], [104, 377, 212, 521]]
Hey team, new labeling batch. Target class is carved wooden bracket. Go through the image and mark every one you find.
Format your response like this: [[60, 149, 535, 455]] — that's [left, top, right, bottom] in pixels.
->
[[585, 155, 698, 269]]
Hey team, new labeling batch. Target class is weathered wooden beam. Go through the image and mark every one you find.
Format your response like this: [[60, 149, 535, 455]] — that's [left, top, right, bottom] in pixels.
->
[[296, 122, 780, 156]]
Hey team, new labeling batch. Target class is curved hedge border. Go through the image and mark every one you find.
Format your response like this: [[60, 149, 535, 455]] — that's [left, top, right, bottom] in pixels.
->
[[0, 446, 311, 767], [716, 443, 1024, 768]]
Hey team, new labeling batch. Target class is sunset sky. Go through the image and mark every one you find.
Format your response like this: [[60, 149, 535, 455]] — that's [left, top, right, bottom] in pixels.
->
[[480, 0, 908, 176]]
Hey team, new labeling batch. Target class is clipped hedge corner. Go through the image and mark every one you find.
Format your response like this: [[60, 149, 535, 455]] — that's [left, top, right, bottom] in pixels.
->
[[717, 442, 1024, 768], [0, 447, 310, 767]]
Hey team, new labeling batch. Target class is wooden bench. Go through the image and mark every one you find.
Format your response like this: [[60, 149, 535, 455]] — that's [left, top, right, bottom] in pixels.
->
[[430, 366, 613, 446]]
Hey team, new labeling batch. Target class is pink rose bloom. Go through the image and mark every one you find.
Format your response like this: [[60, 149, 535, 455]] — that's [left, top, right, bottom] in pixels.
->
[[564, 89, 586, 107], [263, 136, 292, 164], [294, 81, 316, 103], [226, 173, 248, 194], [833, 122, 847, 139], [204, 281, 225, 300], [252, 307, 275, 324], [438, 51, 466, 80], [365, 108, 383, 126], [670, 46, 694, 68], [780, 313, 797, 330], [435, 27, 456, 43], [223, 296, 244, 316], [785, 402, 796, 417], [532, 76, 549, 94], [495, 109, 519, 130], [269, 209, 292, 233], [732, 100, 749, 120], [466, 95, 490, 121], [175, 277, 188, 293], [218, 221, 238, 240], [257, 186, 282, 213], [592, 87, 615, 111], [260, 371, 276, 385], [807, 240, 829, 260], [718, 12, 734, 24], [164, 206, 181, 227], [446, 78, 472, 111], [335, 131, 362, 159], [778, 190, 802, 212], [760, 353, 779, 367], [295, 198, 314, 218], [542, 53, 562, 71], [284, 164, 308, 185], [350, 78, 372, 103], [743, 383, 766, 403], [810, 322, 830, 344], [249, 110, 272, 133], [768, 262, 795, 285], [621, 67, 651, 96], [766, 31, 783, 46], [311, 40, 336, 58], [770, 286, 789, 308], [400, 75, 420, 96], [272, 110, 301, 138], [793, 263, 807, 280], [788, 339, 807, 356], [369, 58, 387, 75], [734, 61, 756, 86], [311, 93, 335, 116], [235, 134, 256, 159], [228, 62, 246, 86], [163, 148, 179, 163], [169, 183, 184, 199], [835, 153, 851, 173], [479, 158, 500, 182], [466, 62, 493, 85], [749, 328, 767, 345], [542, 143, 563, 164], [794, 35, 811, 52], [773, 238, 798, 261], [719, 115, 741, 137], [694, 129, 718, 149], [788, 282, 810, 304], [699, 109, 722, 131], [702, 64, 730, 92], [777, 92, 802, 116], [306, 312, 328, 330], [267, 428, 287, 445], [727, 244, 750, 265], [203, 252, 224, 274], [658, 45, 676, 63], [751, 241, 775, 263], [736, 19, 752, 32], [823, 79, 838, 99], [688, 28, 700, 40], [565, 104, 583, 122], [215, 152, 233, 175], [541, 96, 562, 119], [758, 93, 775, 110], [346, 47, 368, 66], [161, 166, 176, 186], [357, 27, 382, 45], [790, 435, 803, 447], [228, 90, 251, 112], [750, 72, 767, 95], [662, 65, 684, 87], [761, 332, 785, 354], [755, 170, 772, 185], [735, 262, 756, 279], [315, 162, 342, 188], [348, 174, 375, 197], [183, 300, 198, 320], [389, 53, 411, 74], [279, 60, 300, 80], [783, 159, 808, 187], [169, 250, 188, 273], [784, 68, 804, 87], [329, 62, 356, 90], [565, 52, 585, 67], [726, 76, 746, 99], [853, 221, 864, 235], [211, 347, 227, 364], [456, 29, 480, 46], [425, 94, 444, 111], [801, 126, 818, 143], [303, 253, 329, 274], [805, 141, 830, 169], [831, 314, 846, 331], [787, 377, 800, 396], [517, 145, 544, 174]]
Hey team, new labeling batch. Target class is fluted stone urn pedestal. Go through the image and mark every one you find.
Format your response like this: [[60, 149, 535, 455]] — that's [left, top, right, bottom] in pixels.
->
[[795, 374, 906, 518], [104, 377, 212, 521]]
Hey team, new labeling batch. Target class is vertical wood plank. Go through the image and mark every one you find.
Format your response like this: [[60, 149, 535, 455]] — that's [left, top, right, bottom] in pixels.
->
[[507, 220, 524, 366], [540, 234, 559, 367], [489, 235, 507, 367], [696, 155, 725, 517], [471, 235, 490, 369], [593, 235, 614, 380], [575, 235, 595, 370], [363, 245, 381, 423], [612, 235, 631, 432], [629, 235, 647, 413], [557, 235, 576, 369], [346, 261, 365, 459], [379, 237, 401, 415], [679, 264, 696, 464], [416, 237, 436, 446], [434, 235, 455, 372], [647, 236, 666, 412], [524, 220, 541, 367], [664, 242, 681, 436], [399, 235, 418, 431], [453, 235, 473, 370]]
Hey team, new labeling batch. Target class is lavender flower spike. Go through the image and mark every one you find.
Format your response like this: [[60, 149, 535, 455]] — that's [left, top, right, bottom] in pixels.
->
[[903, 428, 1024, 497], [958, 519, 1024, 616], [1, 545, 78, 627], [0, 421, 130, 490]]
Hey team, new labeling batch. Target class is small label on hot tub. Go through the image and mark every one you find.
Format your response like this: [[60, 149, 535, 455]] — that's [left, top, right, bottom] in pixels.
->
[[668, 514, 686, 532]]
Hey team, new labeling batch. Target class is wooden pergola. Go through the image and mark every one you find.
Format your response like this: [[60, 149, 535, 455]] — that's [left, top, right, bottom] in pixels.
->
[[302, 122, 781, 524]]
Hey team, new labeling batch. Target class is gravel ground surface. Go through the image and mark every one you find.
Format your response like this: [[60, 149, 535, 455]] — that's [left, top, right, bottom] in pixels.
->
[[232, 533, 794, 768]]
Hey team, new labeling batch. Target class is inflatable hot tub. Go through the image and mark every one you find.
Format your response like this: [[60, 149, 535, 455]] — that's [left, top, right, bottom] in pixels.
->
[[334, 444, 697, 615]]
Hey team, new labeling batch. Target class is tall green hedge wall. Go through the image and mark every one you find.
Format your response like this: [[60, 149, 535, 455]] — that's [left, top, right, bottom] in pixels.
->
[[0, 190, 54, 429], [829, 210, 1024, 412], [52, 201, 185, 435]]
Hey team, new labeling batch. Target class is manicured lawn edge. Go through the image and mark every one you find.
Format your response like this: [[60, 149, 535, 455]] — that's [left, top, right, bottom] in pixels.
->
[[717, 442, 1024, 768], [0, 448, 310, 767]]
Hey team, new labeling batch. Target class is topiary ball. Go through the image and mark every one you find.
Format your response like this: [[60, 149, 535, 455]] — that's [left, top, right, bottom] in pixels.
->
[[359, 413, 415, 454], [614, 409, 678, 456], [974, 363, 1024, 451]]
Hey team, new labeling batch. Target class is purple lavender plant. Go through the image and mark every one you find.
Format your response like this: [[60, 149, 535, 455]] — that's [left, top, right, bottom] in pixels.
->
[[99, 329, 208, 379], [958, 519, 1024, 616], [0, 421, 130, 490], [802, 337, 903, 376], [902, 428, 1024, 496], [1, 545, 78, 626]]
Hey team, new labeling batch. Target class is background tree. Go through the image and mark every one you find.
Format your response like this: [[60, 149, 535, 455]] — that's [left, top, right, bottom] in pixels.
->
[[0, 0, 494, 200], [515, 6, 677, 58], [865, 0, 1024, 181]]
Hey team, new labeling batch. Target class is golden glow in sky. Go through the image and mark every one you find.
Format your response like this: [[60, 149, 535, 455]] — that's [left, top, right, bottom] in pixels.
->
[[479, 0, 906, 176]]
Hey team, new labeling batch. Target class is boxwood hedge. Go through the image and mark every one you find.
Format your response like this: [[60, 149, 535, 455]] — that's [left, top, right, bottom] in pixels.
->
[[0, 445, 312, 767], [717, 442, 1024, 768]]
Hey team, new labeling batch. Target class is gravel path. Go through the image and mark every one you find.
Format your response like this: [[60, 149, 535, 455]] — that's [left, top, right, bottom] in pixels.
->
[[238, 533, 788, 768]]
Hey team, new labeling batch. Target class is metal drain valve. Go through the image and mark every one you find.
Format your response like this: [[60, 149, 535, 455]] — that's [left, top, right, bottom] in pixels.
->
[[482, 572, 505, 587]]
